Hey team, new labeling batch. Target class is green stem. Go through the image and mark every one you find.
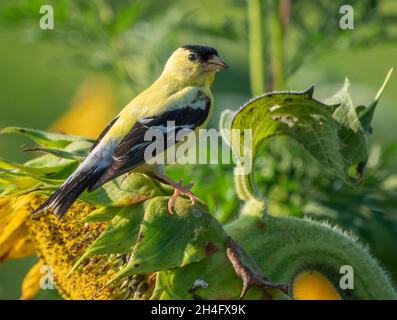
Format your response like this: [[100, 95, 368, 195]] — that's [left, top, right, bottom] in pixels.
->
[[234, 165, 265, 218], [269, 0, 285, 90], [234, 167, 255, 202], [248, 0, 265, 96]]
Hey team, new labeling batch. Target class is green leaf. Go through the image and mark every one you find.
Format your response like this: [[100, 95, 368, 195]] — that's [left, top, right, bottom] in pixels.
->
[[20, 141, 92, 180], [153, 247, 254, 300], [84, 206, 121, 223], [0, 139, 87, 183], [323, 79, 367, 182], [359, 67, 394, 132], [21, 146, 85, 161], [81, 173, 169, 207], [325, 78, 363, 133], [0, 158, 51, 176], [0, 160, 66, 186], [223, 69, 394, 201], [111, 197, 227, 280], [0, 129, 169, 205], [225, 86, 343, 201], [323, 68, 394, 182], [70, 205, 145, 273], [0, 126, 93, 148]]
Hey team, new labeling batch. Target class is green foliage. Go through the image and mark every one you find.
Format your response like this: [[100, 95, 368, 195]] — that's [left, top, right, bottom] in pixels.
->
[[1, 0, 397, 299], [0, 126, 289, 299], [3, 0, 393, 95], [74, 205, 145, 265], [0, 0, 244, 96], [282, 0, 396, 76], [156, 212, 397, 299], [112, 197, 226, 279], [221, 69, 393, 207], [252, 138, 397, 281], [216, 68, 397, 282], [1, 83, 396, 298]]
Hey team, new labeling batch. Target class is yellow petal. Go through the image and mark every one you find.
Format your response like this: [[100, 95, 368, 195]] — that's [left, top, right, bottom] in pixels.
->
[[292, 270, 341, 300], [0, 197, 12, 227], [49, 76, 117, 138], [4, 228, 35, 260], [0, 195, 35, 260], [21, 260, 44, 300]]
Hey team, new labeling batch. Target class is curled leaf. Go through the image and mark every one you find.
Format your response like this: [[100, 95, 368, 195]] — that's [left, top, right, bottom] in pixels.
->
[[225, 86, 342, 201], [221, 69, 394, 201]]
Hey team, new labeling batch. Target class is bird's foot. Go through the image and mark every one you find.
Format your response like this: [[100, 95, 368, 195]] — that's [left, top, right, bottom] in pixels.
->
[[167, 180, 199, 214]]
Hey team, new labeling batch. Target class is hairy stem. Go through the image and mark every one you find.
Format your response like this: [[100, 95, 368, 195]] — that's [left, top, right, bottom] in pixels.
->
[[234, 165, 265, 218]]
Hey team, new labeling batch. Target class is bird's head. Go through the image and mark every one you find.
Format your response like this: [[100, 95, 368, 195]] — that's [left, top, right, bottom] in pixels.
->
[[161, 44, 227, 86]]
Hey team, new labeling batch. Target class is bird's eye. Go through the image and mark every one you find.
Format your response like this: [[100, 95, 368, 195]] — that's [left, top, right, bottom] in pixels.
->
[[188, 53, 197, 61]]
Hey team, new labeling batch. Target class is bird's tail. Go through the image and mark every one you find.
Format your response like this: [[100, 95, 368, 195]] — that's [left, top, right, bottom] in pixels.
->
[[33, 167, 103, 218]]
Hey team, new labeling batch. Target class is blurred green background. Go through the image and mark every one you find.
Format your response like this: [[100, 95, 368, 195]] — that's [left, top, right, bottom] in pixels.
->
[[0, 0, 396, 299]]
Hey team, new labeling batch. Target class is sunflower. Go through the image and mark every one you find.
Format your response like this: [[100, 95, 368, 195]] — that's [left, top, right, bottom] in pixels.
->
[[0, 76, 396, 300]]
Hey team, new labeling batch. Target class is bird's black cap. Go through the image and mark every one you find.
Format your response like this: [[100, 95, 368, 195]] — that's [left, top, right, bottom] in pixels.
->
[[181, 44, 219, 62]]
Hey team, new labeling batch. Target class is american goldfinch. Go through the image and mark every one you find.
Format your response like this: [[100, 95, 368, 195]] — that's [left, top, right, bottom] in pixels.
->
[[35, 44, 227, 218]]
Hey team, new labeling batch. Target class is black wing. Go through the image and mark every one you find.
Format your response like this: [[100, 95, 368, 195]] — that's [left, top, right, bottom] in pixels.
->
[[88, 92, 210, 191]]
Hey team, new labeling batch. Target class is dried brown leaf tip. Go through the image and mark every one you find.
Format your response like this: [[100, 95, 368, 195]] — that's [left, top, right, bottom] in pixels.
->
[[226, 237, 289, 299]]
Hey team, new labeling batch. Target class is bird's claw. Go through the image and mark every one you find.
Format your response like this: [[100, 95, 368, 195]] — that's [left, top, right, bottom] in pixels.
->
[[167, 181, 199, 214]]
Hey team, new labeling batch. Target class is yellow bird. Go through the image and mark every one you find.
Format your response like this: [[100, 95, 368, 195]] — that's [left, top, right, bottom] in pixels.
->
[[34, 45, 227, 218]]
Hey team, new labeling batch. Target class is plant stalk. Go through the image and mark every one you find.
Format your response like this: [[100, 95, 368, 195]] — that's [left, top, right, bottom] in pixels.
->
[[269, 0, 285, 90], [248, 0, 266, 96]]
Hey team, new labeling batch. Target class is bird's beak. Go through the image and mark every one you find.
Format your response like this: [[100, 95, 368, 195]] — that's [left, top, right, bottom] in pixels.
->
[[206, 55, 228, 71]]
